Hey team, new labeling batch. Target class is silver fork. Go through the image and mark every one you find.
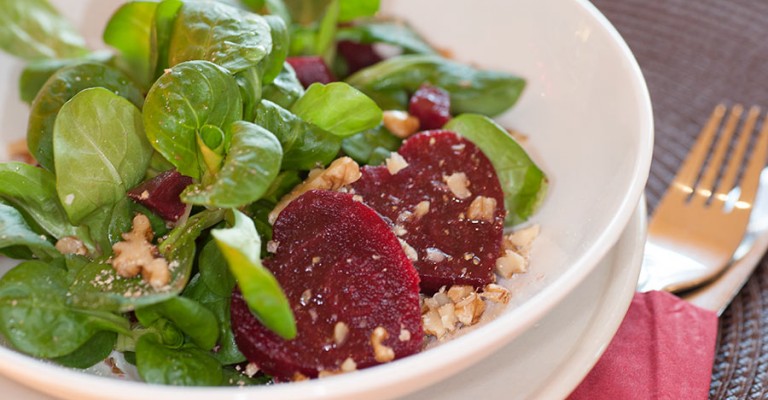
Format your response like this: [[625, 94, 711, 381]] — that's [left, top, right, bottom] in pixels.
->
[[637, 104, 768, 293]]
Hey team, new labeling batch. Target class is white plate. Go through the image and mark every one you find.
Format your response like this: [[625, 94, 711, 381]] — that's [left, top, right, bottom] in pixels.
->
[[0, 200, 646, 400], [0, 0, 652, 398]]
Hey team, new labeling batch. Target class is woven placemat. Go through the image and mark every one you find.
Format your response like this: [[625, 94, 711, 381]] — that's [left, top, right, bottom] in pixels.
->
[[590, 0, 768, 398]]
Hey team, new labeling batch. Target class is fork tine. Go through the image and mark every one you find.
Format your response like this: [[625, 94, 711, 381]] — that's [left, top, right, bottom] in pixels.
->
[[712, 106, 760, 204], [672, 104, 727, 194], [693, 105, 744, 205], [736, 112, 768, 207]]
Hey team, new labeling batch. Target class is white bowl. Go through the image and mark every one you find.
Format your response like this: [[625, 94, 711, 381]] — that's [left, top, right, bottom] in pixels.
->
[[0, 0, 653, 399]]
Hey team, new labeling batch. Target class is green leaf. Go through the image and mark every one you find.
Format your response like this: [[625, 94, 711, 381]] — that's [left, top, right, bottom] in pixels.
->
[[135, 296, 220, 351], [261, 15, 289, 85], [168, 1, 272, 74], [261, 63, 304, 109], [212, 210, 295, 339], [291, 82, 382, 137], [444, 114, 548, 225], [198, 237, 237, 298], [52, 330, 117, 369], [0, 260, 130, 358], [0, 0, 88, 60], [183, 273, 245, 365], [338, 0, 379, 22], [143, 60, 243, 179], [136, 335, 223, 386], [341, 125, 401, 165], [254, 100, 340, 169], [150, 0, 183, 79], [27, 62, 144, 171], [315, 0, 339, 64], [336, 21, 437, 55], [53, 87, 152, 224], [103, 1, 158, 89], [234, 67, 262, 122], [182, 121, 282, 208], [0, 202, 58, 260], [346, 54, 526, 117], [18, 51, 114, 104], [0, 162, 85, 242]]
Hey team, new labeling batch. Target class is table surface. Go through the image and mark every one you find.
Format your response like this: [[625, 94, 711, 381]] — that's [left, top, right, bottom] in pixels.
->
[[590, 0, 768, 398]]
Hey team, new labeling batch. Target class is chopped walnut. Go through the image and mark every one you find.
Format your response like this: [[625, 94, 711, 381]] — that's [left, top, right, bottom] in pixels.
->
[[111, 214, 171, 289], [385, 152, 409, 175], [421, 284, 509, 339], [443, 172, 471, 199], [371, 327, 395, 363], [55, 236, 87, 256], [454, 292, 485, 326], [495, 249, 528, 278], [413, 201, 430, 219], [334, 321, 349, 346], [480, 283, 511, 304], [399, 239, 418, 262], [341, 357, 357, 372], [466, 196, 497, 222], [244, 362, 260, 378], [495, 224, 539, 279], [269, 157, 361, 224], [382, 110, 420, 138], [398, 328, 412, 342]]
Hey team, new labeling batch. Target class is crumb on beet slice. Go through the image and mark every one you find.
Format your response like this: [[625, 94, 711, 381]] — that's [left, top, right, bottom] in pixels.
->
[[231, 190, 423, 380], [350, 130, 506, 293]]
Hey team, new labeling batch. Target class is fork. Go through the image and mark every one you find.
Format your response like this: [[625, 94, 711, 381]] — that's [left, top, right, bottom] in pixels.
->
[[637, 104, 768, 293]]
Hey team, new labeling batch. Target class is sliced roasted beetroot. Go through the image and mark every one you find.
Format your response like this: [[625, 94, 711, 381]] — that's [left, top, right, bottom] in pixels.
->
[[351, 131, 505, 293], [408, 84, 452, 130], [231, 190, 422, 380], [286, 56, 337, 88], [127, 170, 193, 222], [337, 40, 383, 75]]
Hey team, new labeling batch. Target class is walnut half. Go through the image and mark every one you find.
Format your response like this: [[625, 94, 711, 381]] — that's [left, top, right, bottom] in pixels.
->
[[111, 214, 170, 289], [268, 157, 362, 224]]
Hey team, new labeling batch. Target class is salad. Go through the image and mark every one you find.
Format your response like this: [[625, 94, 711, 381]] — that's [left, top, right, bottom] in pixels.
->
[[0, 0, 547, 386]]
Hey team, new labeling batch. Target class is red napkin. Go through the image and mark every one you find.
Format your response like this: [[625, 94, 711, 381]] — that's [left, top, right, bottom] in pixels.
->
[[567, 290, 718, 400]]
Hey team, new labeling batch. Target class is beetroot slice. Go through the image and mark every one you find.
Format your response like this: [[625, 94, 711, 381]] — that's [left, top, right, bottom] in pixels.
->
[[337, 40, 383, 75], [351, 130, 505, 293], [231, 190, 423, 380], [126, 170, 192, 222], [408, 84, 452, 130], [286, 56, 337, 88]]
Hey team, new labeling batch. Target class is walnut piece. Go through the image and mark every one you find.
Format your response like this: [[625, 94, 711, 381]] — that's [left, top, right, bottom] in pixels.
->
[[370, 327, 395, 363], [111, 214, 171, 289], [385, 152, 409, 175], [269, 157, 361, 224], [382, 110, 420, 138], [55, 236, 87, 256], [495, 224, 540, 279], [334, 321, 349, 346], [421, 283, 509, 339], [443, 172, 471, 199], [466, 196, 497, 222]]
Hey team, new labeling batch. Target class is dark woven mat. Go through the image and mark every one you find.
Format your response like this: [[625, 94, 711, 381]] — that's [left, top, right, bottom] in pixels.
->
[[590, 0, 768, 398]]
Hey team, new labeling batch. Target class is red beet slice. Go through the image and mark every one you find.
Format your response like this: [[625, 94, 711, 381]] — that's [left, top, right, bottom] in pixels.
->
[[337, 40, 383, 75], [351, 131, 505, 293], [231, 190, 423, 380], [286, 56, 337, 88], [127, 170, 192, 222], [408, 84, 452, 130]]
